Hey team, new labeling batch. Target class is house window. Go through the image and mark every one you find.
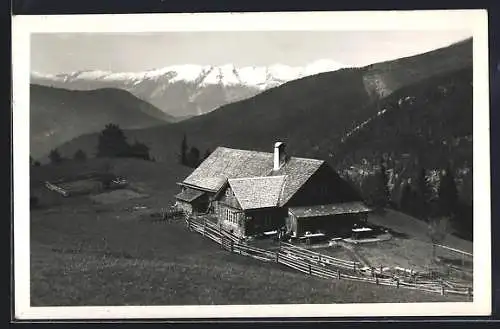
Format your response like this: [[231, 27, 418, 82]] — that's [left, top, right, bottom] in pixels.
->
[[224, 208, 240, 225]]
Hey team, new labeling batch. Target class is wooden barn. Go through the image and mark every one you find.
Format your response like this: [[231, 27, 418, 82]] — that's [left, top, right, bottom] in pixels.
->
[[175, 142, 372, 238]]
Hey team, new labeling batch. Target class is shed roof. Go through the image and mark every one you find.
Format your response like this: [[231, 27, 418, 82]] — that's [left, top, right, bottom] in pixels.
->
[[288, 202, 372, 218], [175, 188, 205, 202], [182, 146, 324, 204], [228, 176, 286, 210]]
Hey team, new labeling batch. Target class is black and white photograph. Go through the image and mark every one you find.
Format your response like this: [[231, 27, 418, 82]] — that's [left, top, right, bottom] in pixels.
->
[[12, 10, 491, 319]]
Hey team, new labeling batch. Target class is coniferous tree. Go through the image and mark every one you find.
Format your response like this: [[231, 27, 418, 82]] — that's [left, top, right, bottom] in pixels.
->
[[187, 146, 201, 168], [74, 149, 87, 162], [362, 163, 390, 210], [399, 182, 414, 214], [380, 163, 390, 206], [48, 148, 63, 164], [427, 216, 451, 261], [438, 164, 459, 217], [180, 133, 188, 165], [372, 162, 390, 209], [415, 167, 432, 219], [97, 124, 130, 158]]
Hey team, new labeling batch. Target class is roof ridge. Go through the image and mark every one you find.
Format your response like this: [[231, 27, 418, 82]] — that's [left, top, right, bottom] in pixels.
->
[[228, 175, 286, 182], [291, 156, 325, 163], [216, 146, 324, 162], [277, 175, 287, 206]]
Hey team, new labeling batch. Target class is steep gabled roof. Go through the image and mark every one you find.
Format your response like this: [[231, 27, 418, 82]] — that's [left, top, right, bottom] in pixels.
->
[[228, 176, 286, 210], [181, 146, 324, 203], [269, 157, 326, 205]]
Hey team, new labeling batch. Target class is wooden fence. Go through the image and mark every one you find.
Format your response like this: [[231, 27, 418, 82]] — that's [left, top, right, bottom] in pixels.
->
[[185, 216, 473, 299], [435, 243, 473, 257]]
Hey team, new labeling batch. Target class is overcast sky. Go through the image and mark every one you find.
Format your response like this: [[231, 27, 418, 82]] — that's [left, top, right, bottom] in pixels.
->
[[31, 31, 473, 74]]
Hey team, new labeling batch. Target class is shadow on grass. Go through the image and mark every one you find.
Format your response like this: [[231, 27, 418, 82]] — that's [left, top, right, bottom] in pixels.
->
[[368, 224, 410, 239]]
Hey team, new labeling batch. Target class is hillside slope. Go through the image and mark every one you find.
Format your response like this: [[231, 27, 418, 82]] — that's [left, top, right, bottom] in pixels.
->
[[30, 158, 464, 305], [30, 84, 172, 159], [337, 66, 473, 170], [362, 37, 472, 98], [53, 38, 472, 166], [54, 67, 370, 161], [31, 60, 346, 118]]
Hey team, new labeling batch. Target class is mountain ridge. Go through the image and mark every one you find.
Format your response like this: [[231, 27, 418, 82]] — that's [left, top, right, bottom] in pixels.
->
[[38, 38, 473, 166], [30, 84, 171, 159], [31, 60, 346, 117]]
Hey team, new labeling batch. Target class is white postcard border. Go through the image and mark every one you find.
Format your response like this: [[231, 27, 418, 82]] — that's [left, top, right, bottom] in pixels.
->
[[12, 10, 491, 319]]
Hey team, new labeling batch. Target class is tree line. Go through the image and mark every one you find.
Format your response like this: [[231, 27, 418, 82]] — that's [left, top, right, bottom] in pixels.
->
[[32, 125, 213, 169], [361, 159, 472, 241], [179, 133, 211, 168], [32, 124, 153, 165]]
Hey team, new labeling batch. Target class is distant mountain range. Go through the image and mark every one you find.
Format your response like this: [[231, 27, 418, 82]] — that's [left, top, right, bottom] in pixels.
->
[[31, 60, 346, 118], [52, 38, 473, 176], [30, 85, 171, 159]]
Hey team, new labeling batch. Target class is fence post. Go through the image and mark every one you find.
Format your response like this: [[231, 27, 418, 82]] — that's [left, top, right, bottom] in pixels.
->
[[371, 267, 374, 277], [309, 264, 312, 275], [230, 240, 234, 253], [275, 252, 279, 263], [353, 262, 356, 272], [467, 287, 472, 299], [396, 278, 400, 289], [380, 265, 383, 275], [376, 276, 379, 285], [441, 284, 445, 296], [337, 270, 341, 280], [203, 218, 206, 236], [219, 225, 223, 248]]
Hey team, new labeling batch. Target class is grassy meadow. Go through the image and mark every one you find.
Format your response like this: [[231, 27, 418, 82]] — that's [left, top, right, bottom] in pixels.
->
[[30, 158, 467, 306]]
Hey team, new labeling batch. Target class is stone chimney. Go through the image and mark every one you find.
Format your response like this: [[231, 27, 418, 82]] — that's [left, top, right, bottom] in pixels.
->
[[273, 142, 287, 171]]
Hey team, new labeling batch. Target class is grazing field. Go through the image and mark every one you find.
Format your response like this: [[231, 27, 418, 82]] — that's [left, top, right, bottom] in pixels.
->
[[30, 159, 466, 306], [31, 207, 463, 306], [353, 237, 462, 272], [358, 210, 473, 282], [89, 189, 149, 205], [366, 209, 473, 253]]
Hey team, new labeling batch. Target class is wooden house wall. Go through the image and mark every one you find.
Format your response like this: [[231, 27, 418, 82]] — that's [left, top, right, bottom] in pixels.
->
[[214, 186, 246, 236], [213, 185, 288, 237], [217, 186, 241, 209], [288, 213, 366, 237], [244, 208, 287, 236], [285, 163, 362, 208], [218, 205, 245, 237]]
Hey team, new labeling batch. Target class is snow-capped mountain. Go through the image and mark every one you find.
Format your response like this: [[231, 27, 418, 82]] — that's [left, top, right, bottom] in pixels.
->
[[31, 60, 346, 118]]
